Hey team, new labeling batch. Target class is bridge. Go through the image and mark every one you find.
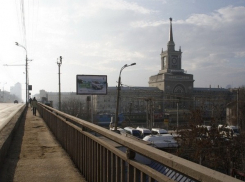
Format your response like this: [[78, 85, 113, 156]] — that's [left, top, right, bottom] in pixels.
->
[[0, 103, 241, 182]]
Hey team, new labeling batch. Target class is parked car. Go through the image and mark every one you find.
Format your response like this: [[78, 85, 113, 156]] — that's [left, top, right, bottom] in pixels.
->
[[218, 125, 240, 137], [151, 128, 168, 135], [109, 127, 124, 134], [143, 134, 178, 149], [136, 127, 152, 138], [124, 127, 141, 138]]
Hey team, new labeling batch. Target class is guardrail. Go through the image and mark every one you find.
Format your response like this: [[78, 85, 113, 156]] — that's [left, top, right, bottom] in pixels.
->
[[37, 103, 241, 182]]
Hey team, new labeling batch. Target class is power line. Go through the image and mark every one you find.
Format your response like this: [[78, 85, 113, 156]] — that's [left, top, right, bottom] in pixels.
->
[[21, 0, 27, 48], [3, 64, 25, 66]]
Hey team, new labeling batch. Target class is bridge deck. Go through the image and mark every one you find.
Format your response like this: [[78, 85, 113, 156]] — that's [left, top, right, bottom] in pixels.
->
[[0, 107, 86, 182]]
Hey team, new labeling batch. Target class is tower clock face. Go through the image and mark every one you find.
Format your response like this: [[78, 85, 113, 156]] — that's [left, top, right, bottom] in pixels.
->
[[172, 57, 177, 64]]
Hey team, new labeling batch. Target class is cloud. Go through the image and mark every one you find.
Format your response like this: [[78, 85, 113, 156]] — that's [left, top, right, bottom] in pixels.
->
[[1, 1, 245, 99], [71, 0, 154, 19], [130, 20, 166, 28], [234, 51, 245, 58]]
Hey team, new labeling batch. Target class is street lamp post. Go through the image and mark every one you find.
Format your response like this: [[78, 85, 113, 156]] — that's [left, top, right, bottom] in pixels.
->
[[177, 102, 179, 128], [114, 63, 136, 131], [57, 56, 62, 111], [15, 42, 28, 105], [176, 97, 180, 129], [236, 88, 239, 128]]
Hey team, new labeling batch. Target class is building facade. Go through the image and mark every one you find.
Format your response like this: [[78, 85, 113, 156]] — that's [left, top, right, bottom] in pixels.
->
[[93, 87, 163, 115], [10, 82, 22, 101]]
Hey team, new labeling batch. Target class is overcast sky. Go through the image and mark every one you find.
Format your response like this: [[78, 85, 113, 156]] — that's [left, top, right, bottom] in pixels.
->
[[1, 0, 245, 101]]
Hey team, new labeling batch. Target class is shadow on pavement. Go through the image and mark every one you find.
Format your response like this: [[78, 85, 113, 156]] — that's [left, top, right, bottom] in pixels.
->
[[0, 109, 27, 182]]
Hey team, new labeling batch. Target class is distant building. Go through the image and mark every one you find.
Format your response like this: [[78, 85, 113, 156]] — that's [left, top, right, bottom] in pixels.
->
[[0, 82, 22, 103], [93, 87, 163, 114], [226, 88, 243, 126], [10, 82, 22, 102]]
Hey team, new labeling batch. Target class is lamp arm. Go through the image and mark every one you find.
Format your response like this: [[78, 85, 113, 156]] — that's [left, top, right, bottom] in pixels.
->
[[15, 42, 27, 53]]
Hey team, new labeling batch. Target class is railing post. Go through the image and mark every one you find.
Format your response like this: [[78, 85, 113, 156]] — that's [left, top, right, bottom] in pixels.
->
[[127, 163, 134, 182], [116, 156, 120, 182]]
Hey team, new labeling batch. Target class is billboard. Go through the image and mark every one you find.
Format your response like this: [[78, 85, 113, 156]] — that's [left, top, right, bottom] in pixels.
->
[[76, 75, 107, 95]]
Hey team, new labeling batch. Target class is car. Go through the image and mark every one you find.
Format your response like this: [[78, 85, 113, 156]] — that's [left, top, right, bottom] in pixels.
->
[[218, 125, 240, 137], [151, 128, 168, 135], [124, 127, 141, 138], [136, 127, 152, 138], [14, 100, 18, 104], [91, 81, 103, 90], [143, 134, 179, 149]]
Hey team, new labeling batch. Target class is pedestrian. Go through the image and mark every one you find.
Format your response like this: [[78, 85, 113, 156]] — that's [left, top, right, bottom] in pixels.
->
[[32, 97, 38, 116], [29, 98, 32, 108]]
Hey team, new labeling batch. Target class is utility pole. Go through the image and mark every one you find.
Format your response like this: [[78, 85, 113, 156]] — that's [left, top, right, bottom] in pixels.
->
[[145, 98, 154, 130], [151, 99, 154, 129], [91, 95, 93, 123], [237, 88, 239, 128], [2, 83, 7, 103], [129, 102, 132, 126], [177, 102, 179, 128], [176, 97, 180, 129], [26, 54, 28, 104], [57, 56, 62, 111]]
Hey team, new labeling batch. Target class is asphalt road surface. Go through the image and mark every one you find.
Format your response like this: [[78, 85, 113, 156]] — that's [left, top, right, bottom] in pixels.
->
[[0, 103, 25, 131]]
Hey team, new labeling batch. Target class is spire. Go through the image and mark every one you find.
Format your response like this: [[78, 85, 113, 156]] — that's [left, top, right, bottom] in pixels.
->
[[169, 17, 173, 42], [167, 17, 175, 51]]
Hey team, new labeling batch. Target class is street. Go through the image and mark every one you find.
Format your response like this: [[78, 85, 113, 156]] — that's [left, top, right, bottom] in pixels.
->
[[0, 103, 25, 131]]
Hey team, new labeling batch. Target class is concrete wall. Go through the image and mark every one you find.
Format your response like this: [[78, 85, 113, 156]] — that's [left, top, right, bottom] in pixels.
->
[[0, 105, 26, 167]]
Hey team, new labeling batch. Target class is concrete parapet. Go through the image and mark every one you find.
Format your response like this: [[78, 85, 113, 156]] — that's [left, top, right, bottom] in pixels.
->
[[0, 105, 26, 167]]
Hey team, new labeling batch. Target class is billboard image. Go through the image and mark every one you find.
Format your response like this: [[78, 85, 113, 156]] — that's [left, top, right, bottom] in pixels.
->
[[76, 75, 107, 95]]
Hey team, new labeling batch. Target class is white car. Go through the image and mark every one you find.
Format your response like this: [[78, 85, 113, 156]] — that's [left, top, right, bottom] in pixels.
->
[[136, 127, 151, 138], [143, 134, 178, 149], [124, 127, 141, 138], [151, 128, 168, 135]]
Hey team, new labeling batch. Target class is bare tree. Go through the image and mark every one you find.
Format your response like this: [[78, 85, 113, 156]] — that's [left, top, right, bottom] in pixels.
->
[[176, 95, 245, 176], [238, 87, 245, 131], [61, 97, 87, 119]]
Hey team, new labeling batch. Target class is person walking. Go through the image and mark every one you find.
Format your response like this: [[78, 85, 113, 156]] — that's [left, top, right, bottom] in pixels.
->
[[29, 98, 32, 108], [32, 97, 38, 116]]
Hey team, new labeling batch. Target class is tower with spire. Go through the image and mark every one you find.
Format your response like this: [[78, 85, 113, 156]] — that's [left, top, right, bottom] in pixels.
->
[[149, 18, 194, 94]]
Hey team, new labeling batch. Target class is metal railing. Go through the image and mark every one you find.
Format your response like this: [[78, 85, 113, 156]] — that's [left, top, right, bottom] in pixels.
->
[[37, 103, 240, 182]]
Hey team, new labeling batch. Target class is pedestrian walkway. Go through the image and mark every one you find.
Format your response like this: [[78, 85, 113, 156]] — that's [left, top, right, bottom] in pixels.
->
[[0, 107, 86, 182]]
